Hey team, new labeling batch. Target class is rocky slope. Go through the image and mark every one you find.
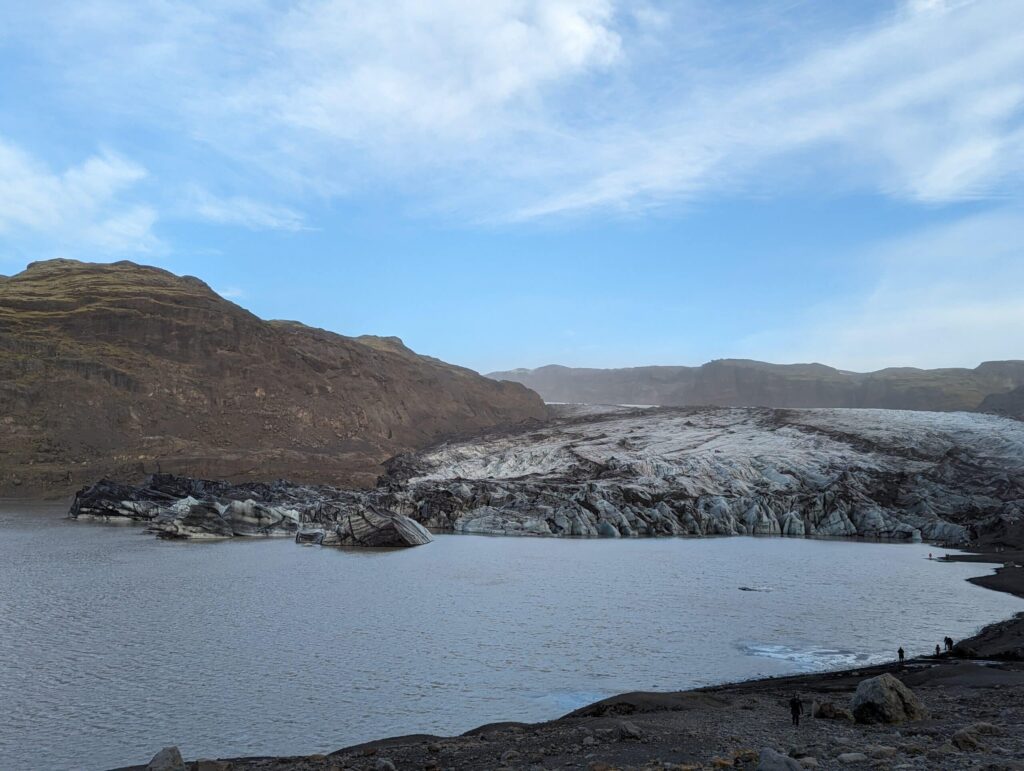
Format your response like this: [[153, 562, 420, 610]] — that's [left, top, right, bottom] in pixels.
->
[[0, 259, 545, 495], [981, 384, 1024, 419], [489, 359, 1024, 412]]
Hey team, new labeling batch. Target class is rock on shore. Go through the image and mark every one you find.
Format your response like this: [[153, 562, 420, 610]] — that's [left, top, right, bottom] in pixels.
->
[[124, 656, 1024, 771]]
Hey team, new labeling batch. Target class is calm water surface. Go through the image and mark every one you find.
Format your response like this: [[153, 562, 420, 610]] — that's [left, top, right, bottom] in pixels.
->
[[1, 503, 1021, 770]]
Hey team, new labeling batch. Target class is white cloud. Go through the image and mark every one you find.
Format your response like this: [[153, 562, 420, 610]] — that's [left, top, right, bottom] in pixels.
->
[[737, 207, 1024, 370], [188, 188, 308, 231], [0, 138, 161, 254], [517, 0, 1024, 217], [261, 0, 620, 142], [9, 0, 1024, 220]]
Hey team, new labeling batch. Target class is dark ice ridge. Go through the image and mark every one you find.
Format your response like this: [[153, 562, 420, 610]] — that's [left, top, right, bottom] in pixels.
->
[[70, 405, 1024, 548]]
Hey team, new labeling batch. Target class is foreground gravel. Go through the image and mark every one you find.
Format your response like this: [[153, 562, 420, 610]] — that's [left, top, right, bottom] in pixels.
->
[[124, 651, 1024, 771]]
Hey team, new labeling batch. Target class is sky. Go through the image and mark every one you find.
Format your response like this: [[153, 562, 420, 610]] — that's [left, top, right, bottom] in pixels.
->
[[0, 0, 1022, 374]]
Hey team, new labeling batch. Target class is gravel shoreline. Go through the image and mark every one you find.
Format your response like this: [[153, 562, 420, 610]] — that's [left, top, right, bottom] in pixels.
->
[[117, 547, 1024, 771]]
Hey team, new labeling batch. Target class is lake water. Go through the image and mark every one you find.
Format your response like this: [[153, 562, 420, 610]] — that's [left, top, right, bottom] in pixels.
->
[[1, 503, 1021, 770]]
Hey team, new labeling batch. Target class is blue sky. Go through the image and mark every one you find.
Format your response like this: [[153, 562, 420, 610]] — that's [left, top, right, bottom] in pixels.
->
[[1, 0, 1022, 374]]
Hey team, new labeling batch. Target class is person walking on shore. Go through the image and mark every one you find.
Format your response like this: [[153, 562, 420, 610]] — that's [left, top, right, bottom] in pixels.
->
[[898, 646, 905, 664], [789, 695, 804, 726]]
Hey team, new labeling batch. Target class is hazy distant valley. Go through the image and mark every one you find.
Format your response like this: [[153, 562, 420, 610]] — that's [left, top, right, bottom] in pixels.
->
[[489, 361, 1024, 416]]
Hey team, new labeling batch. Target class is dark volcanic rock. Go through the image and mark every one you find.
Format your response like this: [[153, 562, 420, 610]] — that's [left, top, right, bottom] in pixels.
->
[[71, 474, 432, 548], [489, 359, 1024, 412], [0, 259, 545, 495], [324, 508, 432, 547], [145, 746, 185, 771]]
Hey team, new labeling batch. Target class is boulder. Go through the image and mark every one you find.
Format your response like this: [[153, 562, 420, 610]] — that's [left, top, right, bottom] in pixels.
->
[[813, 701, 853, 720], [951, 728, 981, 751], [865, 744, 897, 758], [617, 721, 643, 741], [146, 746, 185, 771], [949, 722, 1001, 752], [851, 673, 927, 724], [756, 747, 801, 771], [836, 752, 868, 763], [963, 721, 1002, 736]]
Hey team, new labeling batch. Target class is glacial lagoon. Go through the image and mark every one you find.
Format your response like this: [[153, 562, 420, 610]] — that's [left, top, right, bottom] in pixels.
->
[[1, 502, 1021, 770]]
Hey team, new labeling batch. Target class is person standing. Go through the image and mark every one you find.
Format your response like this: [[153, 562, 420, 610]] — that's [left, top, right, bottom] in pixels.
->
[[789, 695, 804, 726], [935, 644, 941, 656], [898, 646, 905, 664]]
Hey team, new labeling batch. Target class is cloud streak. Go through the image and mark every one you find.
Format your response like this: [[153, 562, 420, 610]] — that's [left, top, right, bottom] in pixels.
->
[[188, 189, 309, 232], [4, 1, 1023, 224], [737, 206, 1024, 370], [0, 138, 160, 254]]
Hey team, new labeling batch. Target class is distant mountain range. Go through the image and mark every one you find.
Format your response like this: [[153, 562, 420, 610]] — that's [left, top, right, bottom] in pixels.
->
[[488, 360, 1024, 415], [0, 260, 545, 495]]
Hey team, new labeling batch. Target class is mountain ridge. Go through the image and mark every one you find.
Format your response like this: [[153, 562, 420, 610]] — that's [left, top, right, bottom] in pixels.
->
[[488, 359, 1024, 413], [0, 259, 546, 495]]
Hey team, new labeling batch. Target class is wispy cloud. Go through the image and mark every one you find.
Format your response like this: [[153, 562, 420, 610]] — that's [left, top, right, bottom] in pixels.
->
[[737, 206, 1024, 370], [188, 188, 309, 232], [6, 0, 1023, 222], [214, 286, 246, 300], [515, 0, 1024, 218], [0, 137, 161, 254]]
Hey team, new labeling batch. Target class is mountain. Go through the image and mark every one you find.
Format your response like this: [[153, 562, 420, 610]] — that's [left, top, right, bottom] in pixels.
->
[[488, 359, 1024, 412], [0, 260, 545, 495], [981, 384, 1024, 418]]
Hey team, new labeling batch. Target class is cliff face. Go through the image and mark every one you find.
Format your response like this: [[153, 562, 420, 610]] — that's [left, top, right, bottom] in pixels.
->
[[981, 385, 1024, 419], [0, 260, 546, 495], [488, 359, 1024, 411]]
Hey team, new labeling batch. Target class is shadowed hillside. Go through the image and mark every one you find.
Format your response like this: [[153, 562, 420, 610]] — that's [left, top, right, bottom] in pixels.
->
[[0, 260, 546, 495], [982, 384, 1024, 419], [488, 360, 1024, 412]]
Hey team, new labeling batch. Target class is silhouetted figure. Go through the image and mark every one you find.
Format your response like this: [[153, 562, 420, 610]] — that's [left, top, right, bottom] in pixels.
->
[[935, 644, 941, 656], [898, 647, 905, 664], [944, 636, 954, 651], [789, 695, 804, 726]]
